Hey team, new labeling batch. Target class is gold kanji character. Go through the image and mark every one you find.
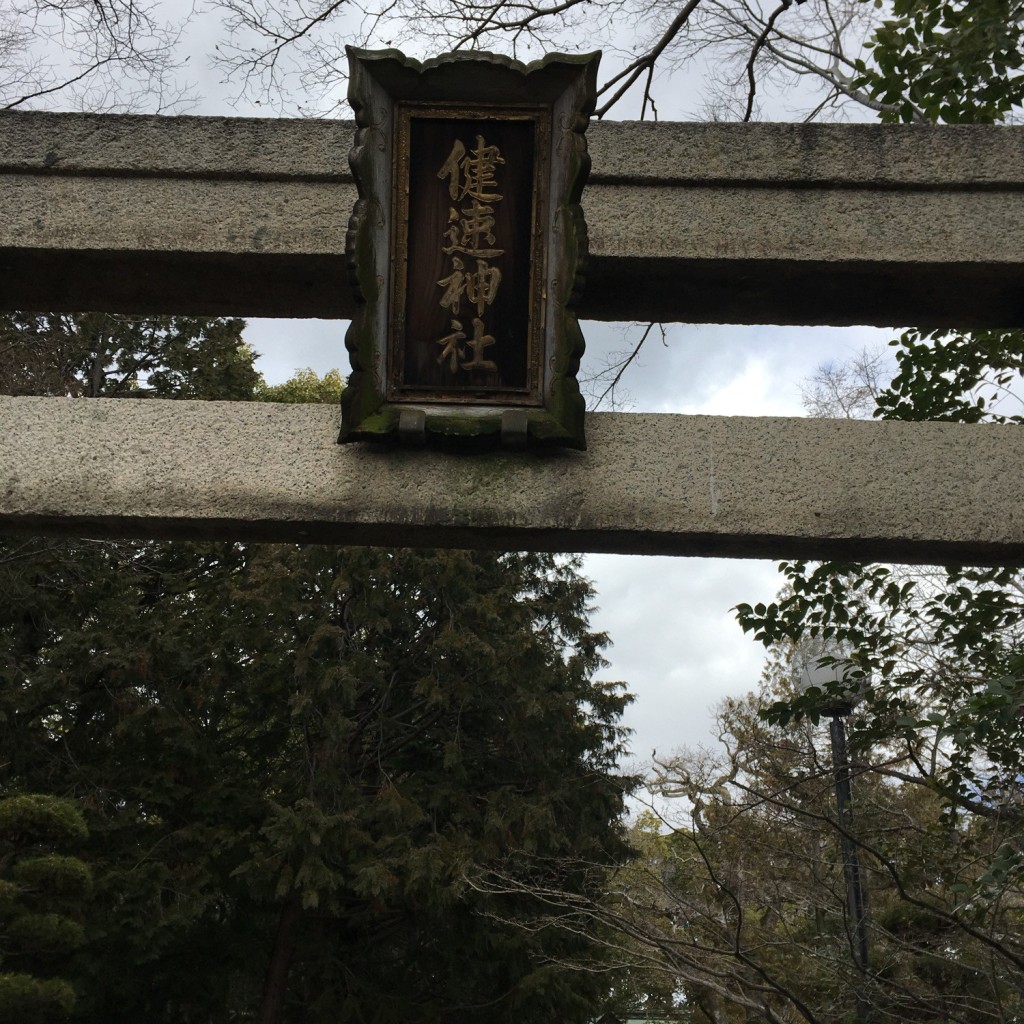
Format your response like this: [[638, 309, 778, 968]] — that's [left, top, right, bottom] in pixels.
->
[[461, 135, 504, 201], [465, 259, 502, 315], [443, 199, 502, 257], [460, 317, 497, 372], [436, 319, 467, 372], [437, 256, 467, 314], [437, 135, 504, 202], [437, 140, 466, 201], [436, 257, 502, 316]]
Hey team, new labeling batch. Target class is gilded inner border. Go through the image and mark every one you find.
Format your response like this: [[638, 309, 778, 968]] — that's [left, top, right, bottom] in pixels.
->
[[386, 103, 550, 406]]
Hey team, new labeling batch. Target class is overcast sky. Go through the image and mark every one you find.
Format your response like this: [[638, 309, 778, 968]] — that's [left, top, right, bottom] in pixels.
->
[[33, 1, 898, 770], [245, 321, 895, 771], [170, 10, 898, 771]]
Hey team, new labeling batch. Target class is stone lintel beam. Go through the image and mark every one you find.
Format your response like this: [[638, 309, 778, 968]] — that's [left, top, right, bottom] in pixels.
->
[[3, 111, 1024, 327], [2, 396, 1021, 566]]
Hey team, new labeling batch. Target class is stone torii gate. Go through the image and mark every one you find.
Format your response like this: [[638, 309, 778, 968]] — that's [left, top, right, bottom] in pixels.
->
[[1, 110, 1023, 565]]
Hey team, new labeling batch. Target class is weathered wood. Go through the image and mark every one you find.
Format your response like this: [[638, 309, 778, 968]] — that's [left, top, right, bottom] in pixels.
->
[[4, 111, 1024, 326], [340, 49, 597, 448], [2, 396, 1021, 565]]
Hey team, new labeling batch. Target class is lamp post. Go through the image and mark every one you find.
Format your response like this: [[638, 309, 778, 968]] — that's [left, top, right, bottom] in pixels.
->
[[797, 643, 871, 1022]]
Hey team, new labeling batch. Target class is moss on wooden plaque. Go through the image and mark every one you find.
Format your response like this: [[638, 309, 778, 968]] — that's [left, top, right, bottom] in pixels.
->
[[340, 47, 598, 450]]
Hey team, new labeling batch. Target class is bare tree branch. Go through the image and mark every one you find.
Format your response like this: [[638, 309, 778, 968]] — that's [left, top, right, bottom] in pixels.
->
[[587, 322, 663, 411], [594, 0, 703, 118], [742, 0, 794, 121], [1, 0, 192, 111]]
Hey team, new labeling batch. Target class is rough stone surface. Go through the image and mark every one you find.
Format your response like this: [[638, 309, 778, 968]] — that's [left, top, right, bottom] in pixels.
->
[[14, 176, 340, 255], [8, 112, 1024, 187], [1, 396, 1021, 565], [4, 111, 1024, 325], [587, 120, 1024, 186], [592, 185, 1024, 262], [2, 111, 348, 179]]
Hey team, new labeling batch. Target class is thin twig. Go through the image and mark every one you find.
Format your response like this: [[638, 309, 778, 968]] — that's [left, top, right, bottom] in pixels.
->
[[743, 0, 794, 122], [592, 322, 660, 410], [595, 0, 703, 118]]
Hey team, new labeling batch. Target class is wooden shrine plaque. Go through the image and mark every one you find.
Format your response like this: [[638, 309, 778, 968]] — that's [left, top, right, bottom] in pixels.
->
[[394, 111, 545, 402], [341, 49, 599, 449]]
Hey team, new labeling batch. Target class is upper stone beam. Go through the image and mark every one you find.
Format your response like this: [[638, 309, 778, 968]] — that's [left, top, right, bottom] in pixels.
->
[[2, 395, 1021, 565], [3, 110, 1024, 326]]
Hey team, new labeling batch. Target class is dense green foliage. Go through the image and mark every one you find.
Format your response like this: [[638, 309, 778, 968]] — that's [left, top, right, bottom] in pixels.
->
[[0, 313, 635, 1022], [0, 795, 92, 1022], [856, 0, 1024, 123], [256, 367, 345, 405], [0, 313, 258, 399], [1, 537, 633, 1023]]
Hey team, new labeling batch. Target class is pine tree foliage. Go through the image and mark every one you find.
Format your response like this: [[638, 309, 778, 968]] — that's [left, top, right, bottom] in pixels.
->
[[0, 795, 92, 1022], [0, 313, 258, 399], [0, 328, 635, 1022], [1, 535, 633, 1022]]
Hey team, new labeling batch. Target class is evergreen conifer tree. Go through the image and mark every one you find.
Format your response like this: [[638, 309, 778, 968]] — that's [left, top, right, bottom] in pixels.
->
[[0, 313, 635, 1023]]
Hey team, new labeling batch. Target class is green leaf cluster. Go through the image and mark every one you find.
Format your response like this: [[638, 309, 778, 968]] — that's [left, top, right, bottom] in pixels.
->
[[854, 0, 1024, 123], [740, 559, 1024, 803], [875, 329, 1024, 423]]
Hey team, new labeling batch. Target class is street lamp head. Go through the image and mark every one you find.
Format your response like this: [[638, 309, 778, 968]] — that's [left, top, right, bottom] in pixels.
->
[[794, 637, 871, 716]]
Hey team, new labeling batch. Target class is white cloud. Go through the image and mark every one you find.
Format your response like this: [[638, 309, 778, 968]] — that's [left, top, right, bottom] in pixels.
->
[[585, 554, 782, 766], [245, 319, 348, 386], [241, 314, 895, 770], [675, 354, 799, 416], [31, 2, 899, 775]]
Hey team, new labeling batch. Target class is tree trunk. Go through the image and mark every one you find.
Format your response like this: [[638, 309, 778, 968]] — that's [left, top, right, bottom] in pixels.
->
[[257, 894, 302, 1024]]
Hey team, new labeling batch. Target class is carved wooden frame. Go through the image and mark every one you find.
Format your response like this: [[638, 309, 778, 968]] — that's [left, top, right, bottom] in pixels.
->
[[340, 47, 599, 450]]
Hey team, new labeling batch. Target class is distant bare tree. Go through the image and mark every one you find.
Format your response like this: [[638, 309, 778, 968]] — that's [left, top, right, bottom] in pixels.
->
[[800, 345, 892, 419], [469, 676, 1024, 1024], [1, 0, 190, 111], [205, 0, 904, 120]]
